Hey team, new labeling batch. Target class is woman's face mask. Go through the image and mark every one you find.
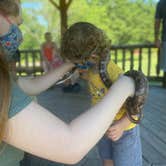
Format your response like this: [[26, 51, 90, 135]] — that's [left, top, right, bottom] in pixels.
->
[[0, 24, 23, 61]]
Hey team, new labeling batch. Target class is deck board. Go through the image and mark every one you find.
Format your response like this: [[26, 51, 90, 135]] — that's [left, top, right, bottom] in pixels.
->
[[140, 86, 166, 166], [20, 82, 166, 166]]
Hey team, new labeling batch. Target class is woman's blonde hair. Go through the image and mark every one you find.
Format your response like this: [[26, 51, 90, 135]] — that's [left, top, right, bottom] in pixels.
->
[[0, 0, 19, 142], [0, 0, 20, 17], [0, 46, 11, 143]]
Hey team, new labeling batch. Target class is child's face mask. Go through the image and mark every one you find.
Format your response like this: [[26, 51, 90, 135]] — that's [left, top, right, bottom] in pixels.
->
[[85, 61, 95, 68], [0, 24, 23, 61]]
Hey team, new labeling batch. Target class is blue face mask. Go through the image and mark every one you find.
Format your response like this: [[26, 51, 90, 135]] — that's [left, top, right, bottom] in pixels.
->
[[85, 61, 95, 68], [75, 61, 95, 70], [0, 24, 23, 61]]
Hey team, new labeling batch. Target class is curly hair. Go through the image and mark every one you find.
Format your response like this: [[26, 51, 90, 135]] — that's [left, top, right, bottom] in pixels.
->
[[0, 0, 19, 143], [61, 22, 110, 61], [0, 0, 20, 16]]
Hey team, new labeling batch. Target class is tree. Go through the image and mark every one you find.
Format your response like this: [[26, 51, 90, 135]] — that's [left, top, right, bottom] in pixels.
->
[[93, 0, 156, 44], [48, 0, 73, 37], [20, 2, 45, 49], [21, 0, 157, 48]]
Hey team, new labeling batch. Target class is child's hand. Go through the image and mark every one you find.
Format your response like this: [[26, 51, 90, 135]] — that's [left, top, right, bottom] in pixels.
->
[[106, 120, 125, 141]]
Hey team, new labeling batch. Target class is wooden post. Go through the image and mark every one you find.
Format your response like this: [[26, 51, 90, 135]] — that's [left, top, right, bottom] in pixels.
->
[[156, 48, 160, 76], [163, 72, 166, 88], [49, 0, 73, 38], [60, 0, 67, 37]]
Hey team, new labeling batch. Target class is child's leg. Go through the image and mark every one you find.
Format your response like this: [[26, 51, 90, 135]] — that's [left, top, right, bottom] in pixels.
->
[[98, 136, 114, 166], [112, 126, 142, 166]]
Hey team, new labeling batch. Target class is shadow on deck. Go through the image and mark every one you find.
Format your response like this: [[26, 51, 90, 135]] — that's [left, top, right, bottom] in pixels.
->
[[20, 80, 166, 166]]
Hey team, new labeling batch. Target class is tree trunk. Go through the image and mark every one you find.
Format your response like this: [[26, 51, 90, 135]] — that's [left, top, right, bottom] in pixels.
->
[[49, 0, 73, 39], [60, 0, 67, 37]]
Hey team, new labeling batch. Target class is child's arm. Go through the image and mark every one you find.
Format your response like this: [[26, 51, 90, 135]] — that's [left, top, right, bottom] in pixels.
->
[[106, 114, 131, 141]]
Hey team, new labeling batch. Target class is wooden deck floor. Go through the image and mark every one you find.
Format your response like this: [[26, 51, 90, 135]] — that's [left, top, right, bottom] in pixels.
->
[[141, 86, 166, 166], [20, 81, 166, 166]]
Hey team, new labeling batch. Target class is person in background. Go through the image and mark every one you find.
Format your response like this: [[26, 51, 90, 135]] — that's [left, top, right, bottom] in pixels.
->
[[41, 32, 80, 92], [154, 0, 166, 88], [41, 32, 63, 73]]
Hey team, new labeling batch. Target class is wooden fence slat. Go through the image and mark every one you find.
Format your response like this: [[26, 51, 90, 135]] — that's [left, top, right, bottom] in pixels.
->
[[130, 49, 134, 70], [114, 49, 118, 64], [122, 49, 126, 70], [148, 48, 151, 77], [138, 47, 142, 71]]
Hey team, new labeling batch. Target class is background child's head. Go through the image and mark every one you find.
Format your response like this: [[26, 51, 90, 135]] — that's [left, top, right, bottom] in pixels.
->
[[61, 22, 110, 62], [44, 32, 52, 42]]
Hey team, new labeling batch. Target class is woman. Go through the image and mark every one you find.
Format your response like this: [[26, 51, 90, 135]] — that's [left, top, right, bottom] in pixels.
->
[[0, 0, 146, 165]]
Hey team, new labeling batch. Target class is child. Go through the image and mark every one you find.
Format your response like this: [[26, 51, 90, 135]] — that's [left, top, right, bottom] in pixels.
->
[[61, 22, 143, 166], [41, 32, 63, 73]]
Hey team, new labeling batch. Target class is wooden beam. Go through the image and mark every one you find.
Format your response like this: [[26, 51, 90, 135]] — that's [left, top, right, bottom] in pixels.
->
[[48, 0, 60, 10], [66, 0, 73, 9]]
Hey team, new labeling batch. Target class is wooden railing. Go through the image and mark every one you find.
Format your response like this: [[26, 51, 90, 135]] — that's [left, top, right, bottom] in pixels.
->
[[110, 44, 163, 81], [17, 50, 43, 76], [17, 44, 163, 82]]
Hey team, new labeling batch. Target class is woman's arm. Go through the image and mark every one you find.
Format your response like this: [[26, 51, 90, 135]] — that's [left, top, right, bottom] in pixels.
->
[[17, 62, 74, 96], [4, 75, 134, 164]]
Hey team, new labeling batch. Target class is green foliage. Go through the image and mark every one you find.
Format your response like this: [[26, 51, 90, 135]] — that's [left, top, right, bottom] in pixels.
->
[[21, 0, 157, 48], [82, 0, 156, 45], [20, 1, 45, 49]]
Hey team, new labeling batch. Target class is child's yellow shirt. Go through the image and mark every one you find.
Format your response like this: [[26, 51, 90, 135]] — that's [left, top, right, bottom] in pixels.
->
[[88, 60, 136, 130]]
